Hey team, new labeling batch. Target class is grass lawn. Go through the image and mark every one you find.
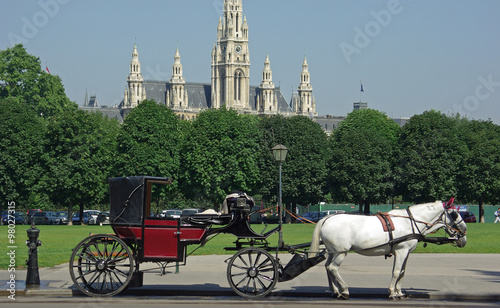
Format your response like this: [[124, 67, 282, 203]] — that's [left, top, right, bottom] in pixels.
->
[[1, 222, 498, 269]]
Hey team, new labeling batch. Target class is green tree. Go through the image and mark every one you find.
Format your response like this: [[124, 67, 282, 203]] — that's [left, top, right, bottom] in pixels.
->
[[328, 109, 401, 214], [180, 108, 262, 207], [259, 115, 330, 219], [0, 44, 76, 117], [0, 98, 47, 208], [116, 100, 183, 209], [39, 110, 119, 218], [395, 110, 467, 203], [457, 119, 500, 222]]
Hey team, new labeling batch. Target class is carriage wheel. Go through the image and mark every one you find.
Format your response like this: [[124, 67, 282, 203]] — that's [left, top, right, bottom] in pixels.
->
[[69, 234, 134, 297], [226, 247, 279, 298]]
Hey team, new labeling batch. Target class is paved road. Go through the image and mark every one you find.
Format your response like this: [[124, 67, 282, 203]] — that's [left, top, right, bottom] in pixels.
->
[[9, 296, 500, 308], [2, 253, 500, 305]]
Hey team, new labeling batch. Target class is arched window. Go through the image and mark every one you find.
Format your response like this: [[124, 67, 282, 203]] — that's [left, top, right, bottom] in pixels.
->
[[234, 71, 242, 101], [219, 69, 226, 103]]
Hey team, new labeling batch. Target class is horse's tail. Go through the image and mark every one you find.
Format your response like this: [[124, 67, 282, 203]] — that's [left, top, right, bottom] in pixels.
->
[[310, 216, 327, 257]]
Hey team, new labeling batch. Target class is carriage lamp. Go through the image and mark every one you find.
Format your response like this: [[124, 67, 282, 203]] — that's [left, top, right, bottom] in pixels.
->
[[272, 144, 288, 248]]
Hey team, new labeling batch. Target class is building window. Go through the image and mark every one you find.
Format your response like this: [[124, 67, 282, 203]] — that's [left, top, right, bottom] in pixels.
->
[[234, 71, 242, 101]]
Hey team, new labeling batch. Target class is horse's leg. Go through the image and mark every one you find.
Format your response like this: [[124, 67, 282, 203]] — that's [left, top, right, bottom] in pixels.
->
[[325, 252, 349, 299], [394, 250, 411, 298], [389, 248, 411, 300], [325, 253, 340, 296]]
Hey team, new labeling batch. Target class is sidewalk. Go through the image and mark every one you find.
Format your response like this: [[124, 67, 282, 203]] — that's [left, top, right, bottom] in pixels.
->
[[2, 254, 500, 302]]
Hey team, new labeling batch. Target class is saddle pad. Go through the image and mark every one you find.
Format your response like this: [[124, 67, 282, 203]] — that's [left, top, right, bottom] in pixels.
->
[[376, 213, 395, 232]]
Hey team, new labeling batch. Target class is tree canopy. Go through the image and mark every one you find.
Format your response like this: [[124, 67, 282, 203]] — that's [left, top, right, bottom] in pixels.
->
[[0, 98, 46, 206], [39, 109, 120, 208], [180, 108, 262, 207], [327, 109, 401, 213], [0, 44, 76, 117], [395, 110, 467, 203], [259, 115, 330, 209]]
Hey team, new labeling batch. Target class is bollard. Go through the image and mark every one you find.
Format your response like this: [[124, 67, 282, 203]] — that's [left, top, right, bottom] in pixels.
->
[[25, 222, 42, 286]]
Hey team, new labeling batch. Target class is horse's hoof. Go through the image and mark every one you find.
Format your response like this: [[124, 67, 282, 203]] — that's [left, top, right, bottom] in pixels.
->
[[389, 295, 406, 301], [337, 294, 349, 300]]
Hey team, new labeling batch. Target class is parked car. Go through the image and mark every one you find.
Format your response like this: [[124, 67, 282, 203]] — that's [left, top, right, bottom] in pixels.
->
[[72, 212, 92, 225], [2, 211, 28, 225], [14, 212, 28, 224], [55, 211, 69, 224], [322, 210, 346, 215], [32, 211, 61, 225], [160, 209, 182, 218], [84, 210, 101, 225], [181, 209, 202, 216], [1, 210, 8, 225], [296, 211, 328, 223], [96, 211, 110, 224], [26, 209, 41, 224], [459, 211, 477, 223]]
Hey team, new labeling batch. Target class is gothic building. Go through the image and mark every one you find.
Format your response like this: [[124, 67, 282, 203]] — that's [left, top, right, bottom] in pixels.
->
[[121, 0, 316, 119]]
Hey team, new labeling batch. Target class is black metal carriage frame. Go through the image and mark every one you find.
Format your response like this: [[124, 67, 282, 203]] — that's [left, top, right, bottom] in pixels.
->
[[69, 176, 326, 298]]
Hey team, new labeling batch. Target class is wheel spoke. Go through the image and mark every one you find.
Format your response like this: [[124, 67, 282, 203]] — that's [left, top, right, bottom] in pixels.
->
[[237, 254, 250, 268]]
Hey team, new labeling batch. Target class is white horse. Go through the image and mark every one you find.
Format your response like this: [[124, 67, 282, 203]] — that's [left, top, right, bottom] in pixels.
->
[[309, 199, 467, 300]]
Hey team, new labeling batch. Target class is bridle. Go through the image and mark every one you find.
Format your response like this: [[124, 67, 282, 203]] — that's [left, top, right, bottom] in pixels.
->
[[441, 209, 467, 238], [403, 206, 466, 238]]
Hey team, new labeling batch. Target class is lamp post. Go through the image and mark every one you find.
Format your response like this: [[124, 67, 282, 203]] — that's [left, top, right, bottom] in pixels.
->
[[272, 144, 288, 248]]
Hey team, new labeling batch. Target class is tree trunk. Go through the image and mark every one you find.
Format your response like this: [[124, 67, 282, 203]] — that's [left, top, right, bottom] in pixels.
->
[[479, 194, 485, 223], [364, 200, 371, 215], [79, 202, 84, 225], [285, 202, 292, 224], [67, 204, 73, 226]]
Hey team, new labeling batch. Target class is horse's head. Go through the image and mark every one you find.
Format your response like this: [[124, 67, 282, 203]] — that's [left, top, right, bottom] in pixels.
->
[[442, 198, 467, 248]]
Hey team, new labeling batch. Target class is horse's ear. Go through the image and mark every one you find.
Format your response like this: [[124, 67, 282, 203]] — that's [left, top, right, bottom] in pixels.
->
[[443, 197, 455, 209]]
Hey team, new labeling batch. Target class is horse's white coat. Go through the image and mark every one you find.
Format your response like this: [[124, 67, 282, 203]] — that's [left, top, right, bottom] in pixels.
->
[[309, 201, 467, 300]]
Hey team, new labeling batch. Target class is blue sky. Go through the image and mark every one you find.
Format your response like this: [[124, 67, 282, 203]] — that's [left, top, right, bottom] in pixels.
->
[[1, 0, 500, 123]]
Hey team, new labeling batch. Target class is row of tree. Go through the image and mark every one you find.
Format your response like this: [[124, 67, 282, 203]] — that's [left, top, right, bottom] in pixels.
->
[[2, 45, 500, 222]]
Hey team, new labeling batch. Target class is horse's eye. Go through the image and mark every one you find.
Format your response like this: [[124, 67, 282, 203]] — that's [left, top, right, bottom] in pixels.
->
[[450, 212, 459, 220]]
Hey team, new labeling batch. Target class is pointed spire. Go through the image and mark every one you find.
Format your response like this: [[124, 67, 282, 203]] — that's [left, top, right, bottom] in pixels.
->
[[170, 48, 185, 84]]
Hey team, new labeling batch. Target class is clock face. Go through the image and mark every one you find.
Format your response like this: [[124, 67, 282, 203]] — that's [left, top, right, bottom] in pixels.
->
[[221, 45, 227, 53], [235, 45, 242, 53]]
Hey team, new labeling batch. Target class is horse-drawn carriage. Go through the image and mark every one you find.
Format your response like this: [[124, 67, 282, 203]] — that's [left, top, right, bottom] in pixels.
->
[[70, 176, 467, 300], [69, 176, 326, 298]]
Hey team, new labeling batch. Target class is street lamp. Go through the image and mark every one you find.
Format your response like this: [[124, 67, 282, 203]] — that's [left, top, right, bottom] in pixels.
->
[[272, 144, 288, 247]]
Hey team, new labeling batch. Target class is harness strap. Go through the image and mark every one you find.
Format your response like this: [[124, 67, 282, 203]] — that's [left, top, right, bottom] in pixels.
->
[[376, 213, 395, 256], [376, 213, 395, 232]]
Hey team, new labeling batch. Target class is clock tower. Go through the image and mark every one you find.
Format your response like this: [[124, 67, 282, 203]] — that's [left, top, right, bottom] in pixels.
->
[[211, 0, 250, 110]]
